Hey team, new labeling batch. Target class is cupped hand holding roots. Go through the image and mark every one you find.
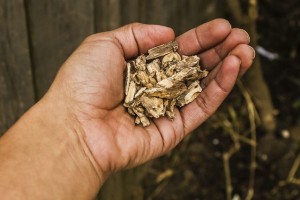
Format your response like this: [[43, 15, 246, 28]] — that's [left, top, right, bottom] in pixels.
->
[[48, 19, 255, 175]]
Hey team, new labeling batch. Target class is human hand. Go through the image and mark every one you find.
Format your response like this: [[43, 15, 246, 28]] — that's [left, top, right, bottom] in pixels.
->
[[42, 19, 254, 179]]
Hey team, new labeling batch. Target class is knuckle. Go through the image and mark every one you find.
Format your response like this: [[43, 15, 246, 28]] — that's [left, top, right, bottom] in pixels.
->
[[195, 93, 211, 118]]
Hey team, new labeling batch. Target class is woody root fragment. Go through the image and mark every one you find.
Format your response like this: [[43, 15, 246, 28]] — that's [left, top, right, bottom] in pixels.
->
[[123, 41, 208, 127]]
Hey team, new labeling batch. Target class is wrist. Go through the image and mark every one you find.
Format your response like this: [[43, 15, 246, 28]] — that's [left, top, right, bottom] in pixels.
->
[[0, 93, 104, 199], [34, 94, 105, 195]]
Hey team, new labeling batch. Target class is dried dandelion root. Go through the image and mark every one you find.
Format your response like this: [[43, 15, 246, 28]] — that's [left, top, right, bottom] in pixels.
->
[[123, 41, 208, 127]]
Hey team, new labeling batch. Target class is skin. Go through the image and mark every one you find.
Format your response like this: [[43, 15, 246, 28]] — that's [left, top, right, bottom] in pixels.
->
[[0, 19, 254, 200]]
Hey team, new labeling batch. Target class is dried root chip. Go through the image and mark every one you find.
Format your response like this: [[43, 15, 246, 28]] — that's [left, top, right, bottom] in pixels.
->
[[123, 41, 208, 127]]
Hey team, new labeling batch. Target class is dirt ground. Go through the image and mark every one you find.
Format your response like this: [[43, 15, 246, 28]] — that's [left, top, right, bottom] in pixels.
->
[[142, 1, 300, 199]]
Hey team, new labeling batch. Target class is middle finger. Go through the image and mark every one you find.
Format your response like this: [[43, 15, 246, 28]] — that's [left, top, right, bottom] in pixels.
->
[[199, 28, 250, 70]]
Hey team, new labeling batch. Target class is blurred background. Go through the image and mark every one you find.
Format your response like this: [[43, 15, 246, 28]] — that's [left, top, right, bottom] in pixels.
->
[[1, 0, 300, 199]]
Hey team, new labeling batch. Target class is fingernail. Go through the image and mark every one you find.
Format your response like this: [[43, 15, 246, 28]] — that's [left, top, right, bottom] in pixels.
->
[[250, 46, 256, 59], [242, 29, 251, 43], [225, 19, 232, 30]]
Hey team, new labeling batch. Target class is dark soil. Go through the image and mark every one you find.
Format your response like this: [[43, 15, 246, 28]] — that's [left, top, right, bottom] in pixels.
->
[[142, 0, 300, 199]]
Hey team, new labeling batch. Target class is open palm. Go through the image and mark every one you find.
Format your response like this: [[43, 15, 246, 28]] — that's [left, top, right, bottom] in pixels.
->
[[48, 19, 254, 175]]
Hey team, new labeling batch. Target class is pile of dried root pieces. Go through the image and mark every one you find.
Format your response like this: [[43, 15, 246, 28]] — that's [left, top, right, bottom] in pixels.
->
[[123, 41, 208, 127]]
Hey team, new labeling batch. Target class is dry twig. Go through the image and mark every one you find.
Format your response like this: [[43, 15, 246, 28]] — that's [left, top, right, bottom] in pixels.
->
[[279, 154, 300, 186], [220, 81, 258, 200], [238, 82, 257, 200]]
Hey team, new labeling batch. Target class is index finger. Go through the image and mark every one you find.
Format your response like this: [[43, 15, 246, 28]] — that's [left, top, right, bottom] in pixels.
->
[[176, 18, 232, 55], [112, 23, 176, 59]]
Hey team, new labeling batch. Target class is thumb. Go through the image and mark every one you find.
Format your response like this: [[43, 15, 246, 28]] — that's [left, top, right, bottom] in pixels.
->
[[86, 23, 176, 59]]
